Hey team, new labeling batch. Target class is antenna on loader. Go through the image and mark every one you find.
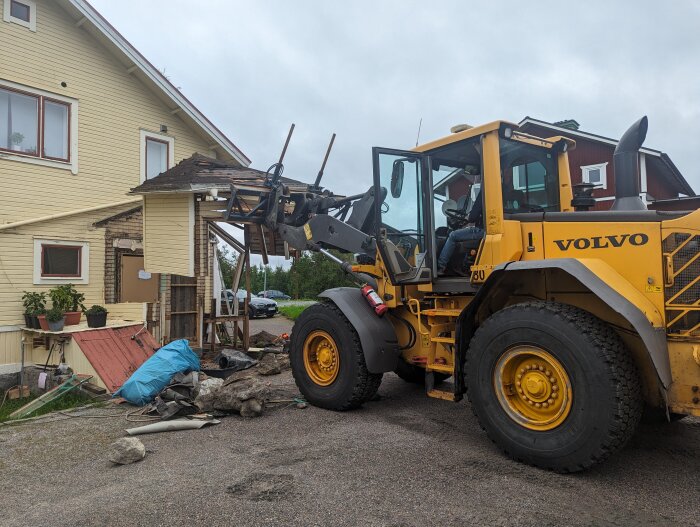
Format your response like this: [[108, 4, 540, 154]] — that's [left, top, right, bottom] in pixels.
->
[[415, 117, 423, 147], [310, 132, 336, 191], [267, 123, 295, 186]]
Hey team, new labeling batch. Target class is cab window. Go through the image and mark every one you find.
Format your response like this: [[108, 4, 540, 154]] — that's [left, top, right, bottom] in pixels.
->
[[499, 139, 559, 212]]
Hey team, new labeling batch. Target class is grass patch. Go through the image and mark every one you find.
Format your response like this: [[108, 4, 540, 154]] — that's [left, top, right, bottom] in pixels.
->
[[0, 391, 93, 423], [279, 305, 308, 320]]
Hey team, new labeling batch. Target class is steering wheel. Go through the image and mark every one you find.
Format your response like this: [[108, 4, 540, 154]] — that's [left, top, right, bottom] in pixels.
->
[[444, 208, 469, 221]]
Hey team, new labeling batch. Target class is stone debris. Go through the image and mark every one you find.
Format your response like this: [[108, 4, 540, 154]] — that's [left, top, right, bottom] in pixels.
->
[[195, 374, 269, 417], [257, 354, 282, 376], [108, 437, 146, 465]]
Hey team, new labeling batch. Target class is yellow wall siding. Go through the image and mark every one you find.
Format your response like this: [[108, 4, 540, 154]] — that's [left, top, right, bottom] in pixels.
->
[[0, 331, 22, 365], [0, 0, 217, 225], [143, 194, 194, 276], [0, 203, 135, 326], [106, 302, 145, 322]]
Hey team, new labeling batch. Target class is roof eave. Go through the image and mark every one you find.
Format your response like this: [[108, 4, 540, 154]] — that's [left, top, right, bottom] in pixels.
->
[[69, 0, 251, 166]]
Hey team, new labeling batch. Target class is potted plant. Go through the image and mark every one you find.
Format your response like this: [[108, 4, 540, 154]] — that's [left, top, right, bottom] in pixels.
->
[[49, 284, 85, 325], [10, 132, 24, 152], [85, 305, 108, 328], [21, 291, 46, 329], [45, 307, 66, 332]]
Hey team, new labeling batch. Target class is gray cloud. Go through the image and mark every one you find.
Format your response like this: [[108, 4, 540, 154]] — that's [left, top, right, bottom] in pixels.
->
[[91, 0, 700, 266]]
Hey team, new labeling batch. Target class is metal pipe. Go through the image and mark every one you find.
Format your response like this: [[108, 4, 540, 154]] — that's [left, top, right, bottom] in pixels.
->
[[319, 249, 377, 289], [0, 198, 142, 232], [312, 133, 336, 189]]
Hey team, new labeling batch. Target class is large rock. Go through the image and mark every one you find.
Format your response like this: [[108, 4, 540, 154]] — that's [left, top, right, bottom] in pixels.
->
[[195, 374, 268, 417], [257, 354, 282, 376], [108, 437, 146, 465]]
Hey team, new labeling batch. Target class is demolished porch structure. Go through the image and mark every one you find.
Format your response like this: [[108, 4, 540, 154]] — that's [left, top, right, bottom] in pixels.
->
[[130, 154, 310, 351]]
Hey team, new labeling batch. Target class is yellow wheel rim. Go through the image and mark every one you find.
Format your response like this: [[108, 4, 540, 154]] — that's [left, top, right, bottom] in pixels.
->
[[493, 346, 573, 431], [303, 330, 340, 386]]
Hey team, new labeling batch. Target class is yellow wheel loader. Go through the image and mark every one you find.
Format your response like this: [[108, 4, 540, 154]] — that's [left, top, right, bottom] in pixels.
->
[[269, 117, 699, 472]]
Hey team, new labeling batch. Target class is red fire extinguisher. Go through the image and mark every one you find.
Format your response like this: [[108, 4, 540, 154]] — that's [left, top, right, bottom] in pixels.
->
[[361, 284, 388, 317]]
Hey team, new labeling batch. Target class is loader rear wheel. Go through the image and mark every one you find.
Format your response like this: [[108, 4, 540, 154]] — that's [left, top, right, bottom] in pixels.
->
[[466, 301, 642, 473], [290, 302, 382, 410]]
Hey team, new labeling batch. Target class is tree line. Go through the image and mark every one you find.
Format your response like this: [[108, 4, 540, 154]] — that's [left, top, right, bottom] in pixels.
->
[[218, 248, 357, 299]]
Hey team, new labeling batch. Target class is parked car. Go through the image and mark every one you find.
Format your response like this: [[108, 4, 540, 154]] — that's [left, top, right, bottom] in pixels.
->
[[257, 289, 291, 300], [222, 289, 278, 318]]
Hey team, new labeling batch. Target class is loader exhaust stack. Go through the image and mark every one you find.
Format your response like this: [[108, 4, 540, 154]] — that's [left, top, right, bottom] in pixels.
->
[[611, 116, 648, 211]]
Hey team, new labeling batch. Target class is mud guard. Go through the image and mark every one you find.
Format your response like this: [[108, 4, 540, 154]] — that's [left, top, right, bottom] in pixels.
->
[[319, 287, 400, 373], [454, 258, 671, 396]]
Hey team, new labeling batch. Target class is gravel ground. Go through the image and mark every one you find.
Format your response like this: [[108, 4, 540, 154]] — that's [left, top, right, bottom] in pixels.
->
[[1, 315, 698, 526]]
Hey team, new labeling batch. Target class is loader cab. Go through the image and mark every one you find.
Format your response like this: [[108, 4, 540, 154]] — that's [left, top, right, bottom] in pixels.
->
[[372, 121, 573, 287]]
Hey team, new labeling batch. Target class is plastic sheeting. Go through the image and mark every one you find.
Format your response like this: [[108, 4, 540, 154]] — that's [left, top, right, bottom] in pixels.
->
[[114, 339, 200, 406]]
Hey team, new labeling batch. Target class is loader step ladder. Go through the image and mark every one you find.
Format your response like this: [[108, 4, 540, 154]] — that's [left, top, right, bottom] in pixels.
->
[[408, 299, 462, 402]]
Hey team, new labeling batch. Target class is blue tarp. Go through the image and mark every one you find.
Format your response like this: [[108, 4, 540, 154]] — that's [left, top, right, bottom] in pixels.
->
[[114, 339, 200, 406]]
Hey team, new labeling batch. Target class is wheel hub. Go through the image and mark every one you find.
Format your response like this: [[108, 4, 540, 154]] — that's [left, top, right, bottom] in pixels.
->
[[494, 346, 572, 431], [303, 330, 340, 386]]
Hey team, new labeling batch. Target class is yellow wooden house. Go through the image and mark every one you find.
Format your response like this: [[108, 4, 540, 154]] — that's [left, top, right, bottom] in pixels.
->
[[0, 0, 249, 382]]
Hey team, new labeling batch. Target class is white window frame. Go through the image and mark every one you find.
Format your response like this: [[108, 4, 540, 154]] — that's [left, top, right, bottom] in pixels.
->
[[33, 239, 89, 285], [140, 129, 174, 183], [0, 78, 79, 174], [581, 162, 608, 190], [3, 0, 36, 31]]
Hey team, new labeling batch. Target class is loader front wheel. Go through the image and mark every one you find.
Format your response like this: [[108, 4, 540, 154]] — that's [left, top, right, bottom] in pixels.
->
[[466, 301, 642, 472], [290, 302, 382, 410]]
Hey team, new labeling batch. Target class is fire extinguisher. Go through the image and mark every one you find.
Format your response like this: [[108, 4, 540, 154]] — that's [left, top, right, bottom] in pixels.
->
[[361, 284, 388, 317]]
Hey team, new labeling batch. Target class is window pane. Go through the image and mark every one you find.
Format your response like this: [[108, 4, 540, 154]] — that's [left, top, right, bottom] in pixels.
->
[[146, 139, 168, 179], [42, 246, 81, 276], [10, 1, 31, 22], [0, 88, 38, 154], [500, 139, 559, 212], [43, 100, 69, 160], [587, 168, 601, 183]]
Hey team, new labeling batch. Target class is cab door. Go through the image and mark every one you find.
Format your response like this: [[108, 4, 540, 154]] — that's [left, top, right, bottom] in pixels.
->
[[372, 148, 433, 284]]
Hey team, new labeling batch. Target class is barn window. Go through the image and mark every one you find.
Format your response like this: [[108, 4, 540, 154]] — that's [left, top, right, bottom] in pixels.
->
[[4, 0, 36, 31], [581, 162, 608, 190], [33, 239, 89, 284]]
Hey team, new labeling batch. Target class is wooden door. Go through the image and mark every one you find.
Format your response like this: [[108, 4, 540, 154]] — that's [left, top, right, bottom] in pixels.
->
[[119, 255, 159, 303], [170, 275, 197, 341]]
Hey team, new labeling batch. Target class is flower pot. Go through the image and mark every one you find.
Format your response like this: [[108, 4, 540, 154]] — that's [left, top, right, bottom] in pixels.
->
[[23, 314, 32, 327], [37, 315, 49, 331], [30, 315, 41, 329], [47, 317, 65, 332], [86, 312, 107, 328], [64, 311, 82, 325]]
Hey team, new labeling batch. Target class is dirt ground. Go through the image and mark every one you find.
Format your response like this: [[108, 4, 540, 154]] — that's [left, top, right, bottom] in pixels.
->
[[0, 316, 698, 527]]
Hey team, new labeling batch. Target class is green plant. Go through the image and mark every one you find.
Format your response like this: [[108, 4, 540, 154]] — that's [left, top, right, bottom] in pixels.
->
[[49, 284, 85, 312], [85, 304, 108, 315], [45, 306, 65, 323], [21, 291, 46, 315], [279, 305, 308, 320], [10, 132, 24, 146]]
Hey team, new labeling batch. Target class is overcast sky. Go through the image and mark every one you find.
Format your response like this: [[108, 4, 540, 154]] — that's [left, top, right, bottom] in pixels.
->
[[92, 0, 700, 270]]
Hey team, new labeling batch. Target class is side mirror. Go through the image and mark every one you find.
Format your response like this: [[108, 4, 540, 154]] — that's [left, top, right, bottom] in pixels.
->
[[390, 161, 404, 198]]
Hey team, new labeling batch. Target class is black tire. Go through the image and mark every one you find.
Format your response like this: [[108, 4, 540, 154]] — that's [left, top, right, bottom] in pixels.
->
[[266, 313, 275, 318], [466, 301, 643, 473], [290, 302, 383, 410], [394, 358, 450, 385], [248, 306, 257, 319]]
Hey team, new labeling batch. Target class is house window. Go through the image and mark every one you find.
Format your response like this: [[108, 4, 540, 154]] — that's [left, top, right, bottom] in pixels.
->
[[33, 239, 89, 284], [582, 162, 608, 189], [42, 245, 81, 277], [3, 0, 36, 31], [146, 137, 168, 179], [140, 130, 174, 182], [0, 83, 73, 165]]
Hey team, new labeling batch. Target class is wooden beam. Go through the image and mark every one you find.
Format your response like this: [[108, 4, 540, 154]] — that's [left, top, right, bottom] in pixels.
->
[[257, 225, 269, 265]]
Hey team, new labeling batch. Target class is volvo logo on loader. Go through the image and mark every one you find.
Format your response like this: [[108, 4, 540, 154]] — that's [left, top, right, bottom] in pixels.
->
[[553, 233, 649, 251]]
